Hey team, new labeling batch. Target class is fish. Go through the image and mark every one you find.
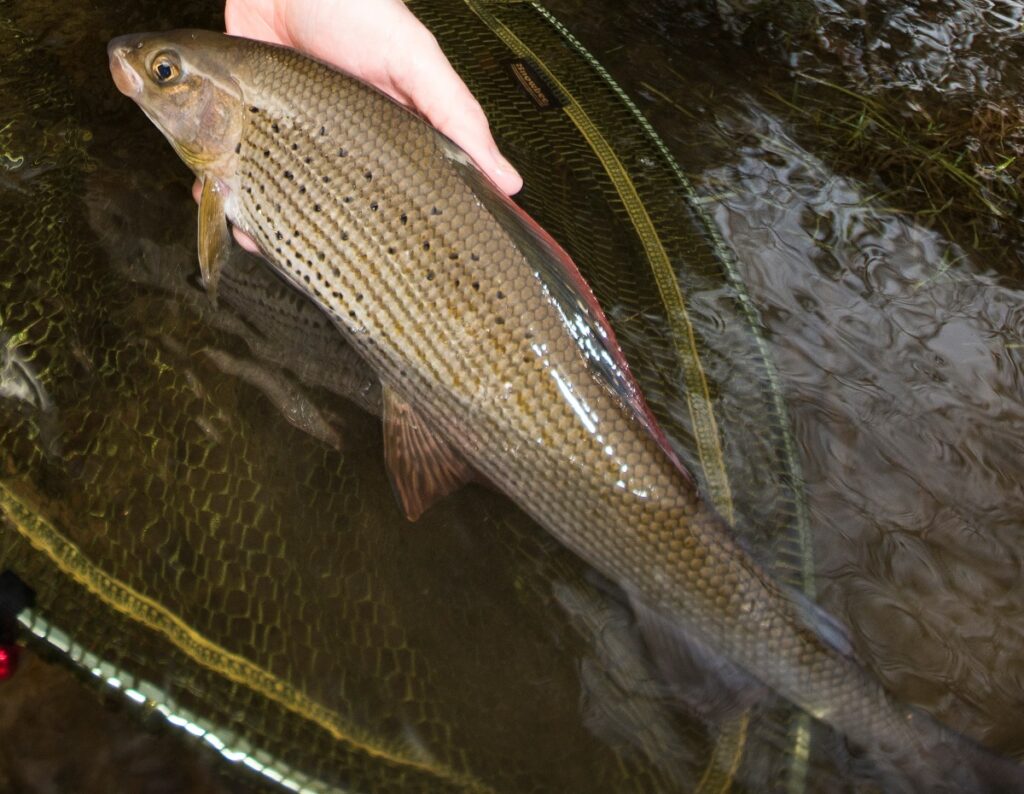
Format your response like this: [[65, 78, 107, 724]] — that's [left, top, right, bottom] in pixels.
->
[[108, 30, 1023, 790]]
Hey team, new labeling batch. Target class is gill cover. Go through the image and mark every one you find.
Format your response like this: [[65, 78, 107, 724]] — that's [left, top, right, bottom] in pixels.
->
[[107, 31, 246, 180]]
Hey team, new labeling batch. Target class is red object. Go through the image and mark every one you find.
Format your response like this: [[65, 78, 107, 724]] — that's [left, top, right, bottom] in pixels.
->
[[0, 644, 19, 680]]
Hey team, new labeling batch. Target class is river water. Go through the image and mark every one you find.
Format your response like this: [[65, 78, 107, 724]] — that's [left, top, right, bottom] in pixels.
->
[[543, 0, 1024, 755], [0, 0, 1021, 791]]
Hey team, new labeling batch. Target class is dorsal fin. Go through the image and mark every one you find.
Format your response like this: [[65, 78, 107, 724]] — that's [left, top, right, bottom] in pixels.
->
[[441, 140, 693, 485], [382, 386, 472, 521]]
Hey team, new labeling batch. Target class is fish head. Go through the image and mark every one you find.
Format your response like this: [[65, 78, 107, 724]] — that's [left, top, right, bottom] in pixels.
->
[[108, 30, 247, 183]]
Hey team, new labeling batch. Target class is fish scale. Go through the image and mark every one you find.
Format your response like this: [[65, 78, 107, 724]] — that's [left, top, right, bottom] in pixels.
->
[[232, 43, 746, 614], [229, 40, 892, 738], [109, 30, 1023, 791]]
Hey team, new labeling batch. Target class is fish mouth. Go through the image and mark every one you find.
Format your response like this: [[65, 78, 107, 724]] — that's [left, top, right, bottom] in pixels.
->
[[107, 36, 143, 99]]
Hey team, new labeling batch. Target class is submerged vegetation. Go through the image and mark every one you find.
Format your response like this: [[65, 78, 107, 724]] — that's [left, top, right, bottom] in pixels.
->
[[708, 0, 1024, 274], [766, 77, 1023, 272]]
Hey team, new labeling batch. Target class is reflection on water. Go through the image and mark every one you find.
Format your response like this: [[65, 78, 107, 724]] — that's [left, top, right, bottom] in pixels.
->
[[703, 111, 1024, 751], [1, 0, 1023, 790], [544, 0, 1024, 761], [722, 0, 1024, 100], [727, 0, 1024, 277]]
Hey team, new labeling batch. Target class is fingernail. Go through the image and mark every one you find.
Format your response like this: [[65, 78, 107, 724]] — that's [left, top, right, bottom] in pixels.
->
[[494, 152, 520, 178]]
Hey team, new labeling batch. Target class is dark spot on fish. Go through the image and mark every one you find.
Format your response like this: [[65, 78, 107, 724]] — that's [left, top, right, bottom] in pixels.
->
[[259, 184, 265, 194], [302, 273, 309, 283], [338, 148, 348, 157], [317, 251, 325, 261], [426, 270, 435, 281], [470, 253, 480, 261], [449, 252, 459, 260], [244, 186, 251, 194], [275, 247, 282, 254], [319, 126, 326, 136], [272, 122, 280, 133], [291, 143, 298, 151], [341, 231, 349, 241], [524, 331, 534, 340], [496, 290, 505, 299], [284, 170, 294, 180], [304, 156, 312, 164], [249, 106, 259, 113], [348, 310, 357, 319], [355, 293, 363, 302], [234, 143, 241, 154], [322, 176, 330, 183], [275, 231, 283, 241], [330, 267, 340, 277], [472, 281, 480, 291], [313, 204, 321, 212], [299, 185, 306, 194], [431, 207, 441, 216], [454, 278, 461, 287], [256, 204, 261, 212], [400, 213, 408, 225], [370, 201, 378, 211], [495, 317, 505, 325], [364, 170, 373, 181], [275, 202, 281, 212], [387, 246, 396, 255], [422, 241, 431, 251], [344, 196, 353, 203], [263, 149, 270, 157]]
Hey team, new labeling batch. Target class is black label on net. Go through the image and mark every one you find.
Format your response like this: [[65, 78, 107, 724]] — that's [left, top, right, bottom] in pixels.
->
[[503, 58, 564, 110]]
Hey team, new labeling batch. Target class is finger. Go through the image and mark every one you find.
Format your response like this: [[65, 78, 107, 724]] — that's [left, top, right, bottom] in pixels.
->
[[224, 0, 283, 44], [232, 227, 261, 254], [391, 33, 523, 195], [433, 97, 524, 196]]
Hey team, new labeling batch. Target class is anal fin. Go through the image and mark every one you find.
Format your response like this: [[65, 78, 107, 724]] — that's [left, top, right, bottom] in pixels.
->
[[382, 386, 471, 521]]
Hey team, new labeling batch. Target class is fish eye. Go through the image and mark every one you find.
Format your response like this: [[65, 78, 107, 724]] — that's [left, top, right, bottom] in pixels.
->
[[150, 52, 181, 84]]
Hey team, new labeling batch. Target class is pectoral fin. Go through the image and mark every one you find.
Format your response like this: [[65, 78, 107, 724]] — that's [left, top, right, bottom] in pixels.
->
[[198, 176, 231, 302], [382, 386, 471, 521]]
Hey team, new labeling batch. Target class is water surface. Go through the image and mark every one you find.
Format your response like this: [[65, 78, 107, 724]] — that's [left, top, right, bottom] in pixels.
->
[[1, 0, 1022, 790]]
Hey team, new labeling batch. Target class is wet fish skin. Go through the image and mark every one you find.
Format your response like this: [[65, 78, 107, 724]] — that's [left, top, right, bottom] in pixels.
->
[[108, 30, 1021, 790]]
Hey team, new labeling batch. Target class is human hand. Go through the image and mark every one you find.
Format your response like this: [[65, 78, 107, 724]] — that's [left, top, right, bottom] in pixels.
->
[[224, 0, 522, 195]]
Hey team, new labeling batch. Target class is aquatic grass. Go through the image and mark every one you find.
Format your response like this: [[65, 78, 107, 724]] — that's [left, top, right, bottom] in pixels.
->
[[764, 75, 1024, 272], [638, 80, 700, 121]]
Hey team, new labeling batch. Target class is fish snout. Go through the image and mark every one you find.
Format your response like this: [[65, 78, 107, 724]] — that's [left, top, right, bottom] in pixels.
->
[[107, 36, 144, 99]]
